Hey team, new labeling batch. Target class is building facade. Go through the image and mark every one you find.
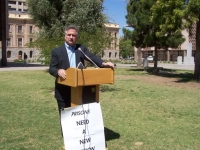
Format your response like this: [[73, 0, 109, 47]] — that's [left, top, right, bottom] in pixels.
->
[[134, 25, 196, 62], [8, 0, 28, 12], [0, 0, 120, 62], [6, 11, 40, 61], [0, 0, 40, 62], [103, 23, 120, 60]]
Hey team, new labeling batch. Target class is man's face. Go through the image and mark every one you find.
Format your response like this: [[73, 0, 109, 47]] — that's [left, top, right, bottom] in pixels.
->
[[65, 29, 78, 47]]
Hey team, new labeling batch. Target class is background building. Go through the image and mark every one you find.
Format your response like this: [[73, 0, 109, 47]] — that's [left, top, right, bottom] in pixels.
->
[[103, 23, 120, 60], [0, 0, 40, 62], [134, 25, 196, 62], [6, 11, 40, 61], [8, 0, 28, 12]]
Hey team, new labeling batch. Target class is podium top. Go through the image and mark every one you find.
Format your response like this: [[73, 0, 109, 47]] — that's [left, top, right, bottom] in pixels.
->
[[57, 68, 114, 87]]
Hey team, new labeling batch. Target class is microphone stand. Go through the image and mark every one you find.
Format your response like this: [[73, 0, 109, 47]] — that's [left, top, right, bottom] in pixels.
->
[[78, 48, 99, 68]]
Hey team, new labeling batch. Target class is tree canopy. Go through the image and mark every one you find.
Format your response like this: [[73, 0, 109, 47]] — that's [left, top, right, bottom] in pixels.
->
[[150, 0, 200, 80], [119, 29, 134, 58], [125, 0, 185, 70], [26, 0, 111, 64], [27, 0, 106, 37]]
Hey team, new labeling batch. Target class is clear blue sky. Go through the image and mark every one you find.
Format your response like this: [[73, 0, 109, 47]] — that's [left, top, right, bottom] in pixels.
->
[[103, 0, 128, 37]]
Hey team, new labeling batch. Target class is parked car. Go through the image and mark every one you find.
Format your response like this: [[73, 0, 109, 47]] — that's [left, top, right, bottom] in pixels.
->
[[147, 56, 154, 62]]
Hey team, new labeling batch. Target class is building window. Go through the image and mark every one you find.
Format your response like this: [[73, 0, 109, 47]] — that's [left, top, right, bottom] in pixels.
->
[[8, 1, 16, 4], [19, 2, 22, 5], [29, 26, 33, 33], [8, 25, 11, 32], [30, 38, 33, 42], [114, 42, 117, 49], [9, 8, 16, 11], [7, 38, 11, 46], [192, 50, 195, 57], [30, 51, 33, 58], [178, 50, 182, 56], [109, 52, 111, 58], [18, 38, 22, 47], [7, 51, 11, 58], [18, 51, 22, 60], [18, 25, 22, 33], [115, 52, 117, 58]]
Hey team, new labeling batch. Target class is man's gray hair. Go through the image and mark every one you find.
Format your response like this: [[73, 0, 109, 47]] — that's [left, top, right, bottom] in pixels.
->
[[64, 25, 79, 35]]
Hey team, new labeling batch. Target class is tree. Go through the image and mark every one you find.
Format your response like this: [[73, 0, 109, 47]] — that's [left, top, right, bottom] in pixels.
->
[[150, 0, 200, 80], [78, 28, 112, 57], [26, 0, 111, 64], [27, 0, 105, 36], [126, 0, 154, 68], [119, 37, 134, 59], [119, 28, 134, 59], [126, 0, 185, 71]]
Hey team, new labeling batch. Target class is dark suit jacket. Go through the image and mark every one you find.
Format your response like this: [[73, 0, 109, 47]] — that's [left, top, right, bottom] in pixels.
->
[[49, 43, 104, 103]]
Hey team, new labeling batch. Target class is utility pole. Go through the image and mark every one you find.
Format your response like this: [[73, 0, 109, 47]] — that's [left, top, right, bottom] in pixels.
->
[[0, 0, 8, 67]]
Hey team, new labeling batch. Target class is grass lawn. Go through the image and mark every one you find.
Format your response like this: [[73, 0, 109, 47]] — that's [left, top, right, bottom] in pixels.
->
[[0, 68, 199, 150]]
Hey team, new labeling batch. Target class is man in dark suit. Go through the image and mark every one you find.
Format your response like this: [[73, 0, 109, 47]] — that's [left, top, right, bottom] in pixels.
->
[[49, 24, 114, 113]]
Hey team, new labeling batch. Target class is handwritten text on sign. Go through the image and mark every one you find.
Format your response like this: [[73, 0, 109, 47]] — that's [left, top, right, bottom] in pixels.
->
[[61, 102, 106, 150]]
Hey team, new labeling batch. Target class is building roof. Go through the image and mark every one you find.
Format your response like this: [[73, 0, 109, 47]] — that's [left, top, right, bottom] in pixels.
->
[[105, 23, 120, 29]]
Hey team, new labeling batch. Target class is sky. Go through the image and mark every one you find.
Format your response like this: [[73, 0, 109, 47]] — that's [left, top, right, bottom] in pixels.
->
[[103, 0, 129, 37]]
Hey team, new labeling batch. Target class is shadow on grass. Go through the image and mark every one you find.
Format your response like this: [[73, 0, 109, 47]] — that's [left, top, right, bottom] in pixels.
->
[[146, 67, 195, 82], [127, 67, 195, 83], [104, 127, 120, 141]]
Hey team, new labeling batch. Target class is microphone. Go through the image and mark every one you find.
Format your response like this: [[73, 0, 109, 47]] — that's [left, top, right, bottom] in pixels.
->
[[77, 48, 99, 68]]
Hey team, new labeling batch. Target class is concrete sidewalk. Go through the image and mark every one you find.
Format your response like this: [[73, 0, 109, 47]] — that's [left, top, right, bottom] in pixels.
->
[[0, 62, 195, 71], [0, 62, 49, 71], [115, 63, 194, 71], [151, 63, 194, 71]]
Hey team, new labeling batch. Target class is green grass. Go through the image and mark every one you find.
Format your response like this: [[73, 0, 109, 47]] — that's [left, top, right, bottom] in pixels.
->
[[0, 69, 200, 150]]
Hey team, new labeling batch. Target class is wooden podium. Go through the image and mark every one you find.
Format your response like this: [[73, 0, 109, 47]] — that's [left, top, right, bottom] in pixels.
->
[[57, 68, 114, 150], [57, 68, 114, 107]]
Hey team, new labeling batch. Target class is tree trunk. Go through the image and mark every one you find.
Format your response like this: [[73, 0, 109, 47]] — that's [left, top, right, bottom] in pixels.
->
[[153, 45, 158, 72], [194, 16, 200, 81], [137, 47, 142, 68]]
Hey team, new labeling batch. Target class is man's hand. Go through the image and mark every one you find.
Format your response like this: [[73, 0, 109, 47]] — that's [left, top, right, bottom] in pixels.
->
[[102, 62, 115, 68], [58, 69, 66, 79]]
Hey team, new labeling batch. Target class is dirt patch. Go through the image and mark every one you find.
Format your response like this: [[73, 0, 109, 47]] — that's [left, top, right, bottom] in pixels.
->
[[115, 75, 200, 90]]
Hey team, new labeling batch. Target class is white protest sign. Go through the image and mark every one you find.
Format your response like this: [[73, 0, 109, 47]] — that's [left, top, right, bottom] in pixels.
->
[[61, 102, 106, 150]]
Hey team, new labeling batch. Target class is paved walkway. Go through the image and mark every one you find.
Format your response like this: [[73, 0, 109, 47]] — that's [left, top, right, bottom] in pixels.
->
[[0, 62, 49, 71], [0, 62, 195, 71], [116, 63, 194, 71]]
